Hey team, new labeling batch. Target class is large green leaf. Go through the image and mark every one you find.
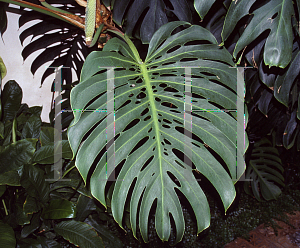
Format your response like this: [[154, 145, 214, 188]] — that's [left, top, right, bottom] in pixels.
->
[[1, 80, 22, 121], [274, 49, 300, 107], [222, 0, 295, 68], [244, 137, 284, 201], [85, 215, 123, 248], [42, 199, 76, 219], [54, 220, 104, 248], [68, 21, 247, 242], [32, 140, 72, 164], [110, 0, 192, 43], [0, 138, 37, 174], [20, 164, 50, 204], [21, 114, 42, 139], [194, 0, 216, 20], [0, 167, 22, 186], [0, 221, 16, 248]]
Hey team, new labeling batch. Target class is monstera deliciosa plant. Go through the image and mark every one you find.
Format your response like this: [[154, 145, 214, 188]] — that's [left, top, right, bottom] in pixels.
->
[[68, 21, 247, 242], [1, 0, 300, 246]]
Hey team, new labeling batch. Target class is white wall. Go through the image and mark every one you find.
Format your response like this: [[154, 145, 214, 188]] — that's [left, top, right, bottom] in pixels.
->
[[1, 9, 55, 123]]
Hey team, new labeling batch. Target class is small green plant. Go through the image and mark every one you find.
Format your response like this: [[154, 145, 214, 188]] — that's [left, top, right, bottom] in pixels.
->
[[0, 74, 123, 247]]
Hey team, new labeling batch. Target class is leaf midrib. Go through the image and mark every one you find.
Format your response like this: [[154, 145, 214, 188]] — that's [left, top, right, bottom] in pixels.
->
[[139, 62, 165, 225]]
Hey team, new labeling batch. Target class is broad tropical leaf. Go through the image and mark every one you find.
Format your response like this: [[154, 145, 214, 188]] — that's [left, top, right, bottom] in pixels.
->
[[54, 220, 104, 248], [0, 138, 37, 174], [68, 21, 247, 242], [42, 199, 76, 219], [106, 0, 193, 43], [1, 80, 22, 121], [222, 0, 297, 68], [244, 137, 284, 201], [274, 47, 300, 107], [194, 0, 216, 20], [20, 164, 50, 204], [0, 221, 16, 248]]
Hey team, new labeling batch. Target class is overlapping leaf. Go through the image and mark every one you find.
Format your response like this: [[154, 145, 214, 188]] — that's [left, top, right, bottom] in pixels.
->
[[54, 220, 104, 248], [105, 0, 193, 43], [68, 21, 247, 242], [244, 137, 284, 201], [222, 0, 297, 68]]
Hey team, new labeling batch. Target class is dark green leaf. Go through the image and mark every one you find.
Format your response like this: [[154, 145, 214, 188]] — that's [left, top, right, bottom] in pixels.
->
[[54, 220, 104, 248], [85, 216, 123, 248], [2, 80, 22, 121], [194, 0, 216, 19], [0, 121, 4, 139], [0, 185, 6, 197], [32, 141, 72, 164], [244, 137, 284, 201], [21, 212, 41, 238], [24, 195, 41, 215], [21, 114, 42, 139], [0, 221, 16, 248], [75, 195, 96, 221], [274, 50, 300, 106], [21, 164, 50, 204], [42, 199, 76, 219], [0, 138, 37, 174], [112, 0, 192, 43], [40, 127, 58, 146], [0, 167, 22, 186], [222, 0, 294, 68]]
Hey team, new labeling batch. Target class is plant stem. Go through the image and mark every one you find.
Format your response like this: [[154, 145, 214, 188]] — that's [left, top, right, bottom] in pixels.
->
[[12, 118, 16, 143], [2, 199, 8, 215]]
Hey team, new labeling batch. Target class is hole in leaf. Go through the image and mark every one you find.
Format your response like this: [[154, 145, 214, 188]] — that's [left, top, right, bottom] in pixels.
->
[[180, 57, 198, 62], [167, 45, 181, 54], [167, 171, 181, 187], [164, 87, 179, 92], [162, 61, 175, 66], [128, 136, 149, 156], [155, 97, 161, 102], [162, 124, 171, 129], [164, 138, 171, 145], [116, 100, 131, 111], [173, 119, 183, 125], [123, 119, 140, 132], [163, 119, 172, 124], [161, 102, 178, 108], [163, 152, 168, 156], [144, 115, 151, 121], [159, 83, 167, 88], [176, 126, 205, 144], [140, 107, 149, 116], [148, 127, 152, 133], [172, 148, 195, 170], [137, 92, 146, 99], [140, 155, 154, 172]]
